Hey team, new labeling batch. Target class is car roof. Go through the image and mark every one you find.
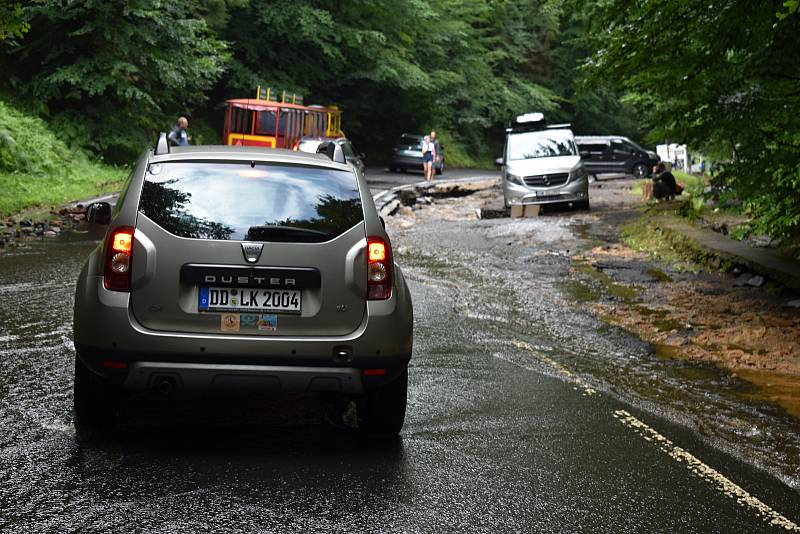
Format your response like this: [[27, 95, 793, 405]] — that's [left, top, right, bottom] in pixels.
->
[[575, 135, 627, 142], [510, 128, 575, 137], [149, 145, 351, 171], [299, 136, 347, 143]]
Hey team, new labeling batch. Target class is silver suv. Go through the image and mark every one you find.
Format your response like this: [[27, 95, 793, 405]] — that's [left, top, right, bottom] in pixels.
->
[[73, 136, 413, 437]]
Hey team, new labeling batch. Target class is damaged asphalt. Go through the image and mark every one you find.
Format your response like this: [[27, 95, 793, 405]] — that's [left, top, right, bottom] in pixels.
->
[[0, 168, 799, 532]]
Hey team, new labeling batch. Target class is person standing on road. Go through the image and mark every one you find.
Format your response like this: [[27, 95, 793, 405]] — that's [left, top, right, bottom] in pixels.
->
[[430, 130, 441, 175], [422, 134, 436, 181], [167, 117, 191, 146]]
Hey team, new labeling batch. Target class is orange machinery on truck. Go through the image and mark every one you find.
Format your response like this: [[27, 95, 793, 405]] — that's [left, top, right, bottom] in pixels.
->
[[222, 87, 343, 149]]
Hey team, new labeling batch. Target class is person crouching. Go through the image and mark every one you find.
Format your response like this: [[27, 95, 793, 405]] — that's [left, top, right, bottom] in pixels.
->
[[652, 162, 680, 201]]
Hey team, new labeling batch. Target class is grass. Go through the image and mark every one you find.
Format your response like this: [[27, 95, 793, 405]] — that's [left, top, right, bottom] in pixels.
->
[[621, 209, 731, 272], [0, 100, 127, 218], [0, 162, 126, 217]]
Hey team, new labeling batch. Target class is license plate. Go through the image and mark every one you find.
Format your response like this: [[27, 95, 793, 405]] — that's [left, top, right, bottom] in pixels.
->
[[199, 287, 301, 314]]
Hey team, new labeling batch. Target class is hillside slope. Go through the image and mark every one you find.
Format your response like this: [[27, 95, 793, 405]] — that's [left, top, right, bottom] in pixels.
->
[[0, 101, 125, 217]]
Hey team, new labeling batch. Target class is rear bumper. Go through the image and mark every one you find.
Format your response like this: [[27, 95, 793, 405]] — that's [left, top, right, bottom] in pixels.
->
[[74, 267, 413, 392], [390, 155, 422, 169], [390, 155, 443, 170], [124, 361, 366, 394]]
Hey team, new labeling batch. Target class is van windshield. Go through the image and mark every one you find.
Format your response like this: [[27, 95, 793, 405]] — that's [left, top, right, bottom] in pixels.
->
[[506, 130, 577, 161], [139, 162, 363, 242]]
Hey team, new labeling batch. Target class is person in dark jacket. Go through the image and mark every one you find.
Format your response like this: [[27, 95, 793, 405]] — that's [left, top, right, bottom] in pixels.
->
[[167, 117, 190, 146], [652, 162, 679, 200]]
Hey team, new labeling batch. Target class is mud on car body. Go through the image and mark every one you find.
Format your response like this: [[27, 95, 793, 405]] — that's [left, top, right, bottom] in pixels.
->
[[73, 137, 413, 437]]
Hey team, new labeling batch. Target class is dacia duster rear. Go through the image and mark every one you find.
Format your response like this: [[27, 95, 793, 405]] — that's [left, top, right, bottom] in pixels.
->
[[73, 140, 413, 437]]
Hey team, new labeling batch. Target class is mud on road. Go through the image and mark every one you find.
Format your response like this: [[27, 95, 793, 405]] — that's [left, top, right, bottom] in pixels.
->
[[386, 177, 800, 489]]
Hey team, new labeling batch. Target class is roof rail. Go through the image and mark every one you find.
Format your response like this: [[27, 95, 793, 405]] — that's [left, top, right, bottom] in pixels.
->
[[316, 141, 346, 164], [256, 85, 304, 105], [546, 123, 572, 129], [155, 132, 170, 155], [507, 112, 547, 132]]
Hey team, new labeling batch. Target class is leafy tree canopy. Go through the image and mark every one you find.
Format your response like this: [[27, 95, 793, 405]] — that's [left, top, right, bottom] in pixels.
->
[[2, 0, 228, 161], [583, 0, 800, 236]]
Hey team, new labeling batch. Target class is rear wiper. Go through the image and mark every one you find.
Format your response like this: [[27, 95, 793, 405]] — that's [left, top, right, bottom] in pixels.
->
[[245, 225, 329, 241]]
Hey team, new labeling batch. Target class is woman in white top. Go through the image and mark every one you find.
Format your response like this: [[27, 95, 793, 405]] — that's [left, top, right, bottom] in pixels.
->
[[422, 135, 436, 181]]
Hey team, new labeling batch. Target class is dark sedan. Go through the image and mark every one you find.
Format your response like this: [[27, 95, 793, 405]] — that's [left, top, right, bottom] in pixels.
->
[[389, 134, 445, 175]]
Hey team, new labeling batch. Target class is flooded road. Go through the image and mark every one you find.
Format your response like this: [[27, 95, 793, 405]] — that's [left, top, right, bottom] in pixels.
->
[[1, 176, 800, 531]]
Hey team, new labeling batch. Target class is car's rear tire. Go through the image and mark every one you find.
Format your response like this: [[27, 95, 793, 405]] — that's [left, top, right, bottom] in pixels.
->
[[632, 163, 648, 179], [389, 166, 397, 173], [359, 369, 408, 439], [435, 162, 444, 176], [73, 356, 120, 430]]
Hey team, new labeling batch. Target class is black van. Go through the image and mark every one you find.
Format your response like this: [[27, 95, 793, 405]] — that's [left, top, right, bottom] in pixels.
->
[[575, 136, 659, 180]]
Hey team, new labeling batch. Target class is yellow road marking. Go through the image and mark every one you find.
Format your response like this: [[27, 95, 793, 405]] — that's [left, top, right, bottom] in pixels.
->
[[507, 339, 800, 531], [615, 410, 800, 531], [510, 340, 597, 396]]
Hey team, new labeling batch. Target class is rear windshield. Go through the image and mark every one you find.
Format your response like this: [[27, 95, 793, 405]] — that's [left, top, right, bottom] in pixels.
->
[[139, 162, 363, 242], [397, 135, 422, 147]]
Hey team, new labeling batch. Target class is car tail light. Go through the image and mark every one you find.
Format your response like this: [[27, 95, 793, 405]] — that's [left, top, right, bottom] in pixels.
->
[[103, 226, 134, 292], [367, 236, 392, 300]]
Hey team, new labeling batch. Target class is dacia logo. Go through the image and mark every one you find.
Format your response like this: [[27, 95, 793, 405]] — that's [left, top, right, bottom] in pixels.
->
[[241, 243, 263, 263]]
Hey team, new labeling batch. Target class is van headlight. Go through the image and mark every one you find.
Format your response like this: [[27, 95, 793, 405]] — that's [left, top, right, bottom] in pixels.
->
[[570, 166, 588, 181], [506, 172, 524, 186]]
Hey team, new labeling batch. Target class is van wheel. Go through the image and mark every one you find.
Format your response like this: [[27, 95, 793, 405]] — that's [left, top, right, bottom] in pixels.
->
[[359, 369, 408, 439], [632, 163, 648, 179], [74, 356, 120, 430]]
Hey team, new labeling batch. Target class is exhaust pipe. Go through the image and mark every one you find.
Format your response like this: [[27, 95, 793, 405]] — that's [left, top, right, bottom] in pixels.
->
[[155, 377, 175, 395]]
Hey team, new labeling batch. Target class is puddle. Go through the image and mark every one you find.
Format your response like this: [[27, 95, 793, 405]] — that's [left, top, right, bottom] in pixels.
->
[[732, 370, 800, 420], [653, 318, 684, 332], [646, 267, 673, 283], [574, 260, 638, 303]]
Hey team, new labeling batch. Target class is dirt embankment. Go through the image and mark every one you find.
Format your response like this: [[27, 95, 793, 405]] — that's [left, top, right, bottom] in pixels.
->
[[581, 244, 800, 375], [567, 177, 800, 416]]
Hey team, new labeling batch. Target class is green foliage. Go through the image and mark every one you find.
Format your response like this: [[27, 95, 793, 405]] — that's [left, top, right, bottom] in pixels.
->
[[0, 2, 28, 41], [433, 130, 495, 169], [0, 100, 73, 174], [0, 100, 125, 216], [219, 0, 561, 158], [547, 0, 646, 140], [584, 0, 800, 238], [2, 0, 228, 162]]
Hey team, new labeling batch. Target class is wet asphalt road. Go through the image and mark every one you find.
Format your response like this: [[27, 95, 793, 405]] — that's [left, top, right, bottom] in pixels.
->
[[1, 169, 800, 532]]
